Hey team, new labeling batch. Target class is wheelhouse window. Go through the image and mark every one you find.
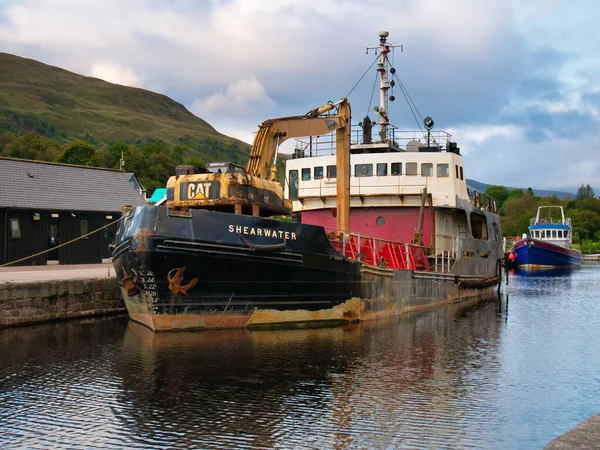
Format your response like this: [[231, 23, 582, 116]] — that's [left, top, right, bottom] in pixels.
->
[[376, 163, 388, 176], [552, 230, 557, 238], [10, 218, 21, 239], [355, 163, 373, 177], [326, 165, 336, 178], [421, 163, 433, 177], [391, 162, 402, 175], [406, 162, 418, 176], [437, 163, 449, 177], [301, 168, 311, 181], [314, 166, 323, 179], [289, 170, 299, 200], [557, 230, 563, 238]]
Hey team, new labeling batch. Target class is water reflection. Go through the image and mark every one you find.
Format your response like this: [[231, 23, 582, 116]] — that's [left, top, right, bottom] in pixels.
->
[[512, 267, 577, 278], [115, 295, 505, 449], [13, 286, 600, 449]]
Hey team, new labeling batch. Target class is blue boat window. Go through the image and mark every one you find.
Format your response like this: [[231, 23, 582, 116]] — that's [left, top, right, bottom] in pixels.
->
[[557, 230, 563, 238], [552, 230, 557, 238], [314, 166, 323, 179], [301, 168, 311, 181], [377, 163, 388, 176], [327, 165, 336, 178], [391, 163, 402, 175]]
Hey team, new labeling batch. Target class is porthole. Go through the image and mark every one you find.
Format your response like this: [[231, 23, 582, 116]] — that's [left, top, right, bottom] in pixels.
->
[[376, 216, 385, 226]]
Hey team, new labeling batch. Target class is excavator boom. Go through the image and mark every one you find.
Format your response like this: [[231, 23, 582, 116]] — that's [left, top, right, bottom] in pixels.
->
[[246, 100, 349, 179]]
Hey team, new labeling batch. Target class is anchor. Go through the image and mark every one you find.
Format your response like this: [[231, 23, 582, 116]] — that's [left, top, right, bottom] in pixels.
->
[[167, 267, 198, 296]]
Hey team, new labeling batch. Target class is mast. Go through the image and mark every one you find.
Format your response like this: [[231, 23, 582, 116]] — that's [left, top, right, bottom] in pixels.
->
[[366, 31, 403, 143]]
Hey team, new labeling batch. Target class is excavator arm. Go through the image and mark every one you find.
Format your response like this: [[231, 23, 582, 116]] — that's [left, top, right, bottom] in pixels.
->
[[246, 99, 351, 180]]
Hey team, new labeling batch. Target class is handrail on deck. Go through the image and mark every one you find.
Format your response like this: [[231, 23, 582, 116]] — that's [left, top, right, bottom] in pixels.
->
[[325, 228, 429, 271]]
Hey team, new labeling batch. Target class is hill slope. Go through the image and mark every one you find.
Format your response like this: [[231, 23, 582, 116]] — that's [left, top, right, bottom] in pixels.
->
[[0, 52, 249, 163], [466, 179, 575, 200]]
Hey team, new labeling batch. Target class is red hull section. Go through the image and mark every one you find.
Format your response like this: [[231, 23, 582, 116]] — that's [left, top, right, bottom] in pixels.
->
[[301, 207, 432, 246]]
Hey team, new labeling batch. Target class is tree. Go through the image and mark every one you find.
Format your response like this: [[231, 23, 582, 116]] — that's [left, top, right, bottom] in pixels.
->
[[576, 184, 595, 200], [183, 157, 206, 169], [169, 144, 190, 164], [501, 191, 539, 236], [571, 210, 600, 241], [56, 140, 96, 165], [484, 185, 509, 208], [575, 197, 600, 215], [507, 188, 524, 200], [3, 131, 61, 161], [139, 140, 167, 156]]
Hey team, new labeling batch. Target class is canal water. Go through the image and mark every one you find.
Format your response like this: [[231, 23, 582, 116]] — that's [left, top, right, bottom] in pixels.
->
[[1, 267, 599, 449]]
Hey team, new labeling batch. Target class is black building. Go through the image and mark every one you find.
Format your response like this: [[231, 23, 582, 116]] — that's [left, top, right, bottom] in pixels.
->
[[0, 157, 147, 266]]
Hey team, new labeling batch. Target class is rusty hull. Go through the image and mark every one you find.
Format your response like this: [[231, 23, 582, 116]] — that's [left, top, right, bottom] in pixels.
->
[[121, 272, 499, 332]]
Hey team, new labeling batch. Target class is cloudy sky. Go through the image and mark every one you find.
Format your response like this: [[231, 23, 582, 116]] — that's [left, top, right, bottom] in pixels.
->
[[1, 0, 598, 192]]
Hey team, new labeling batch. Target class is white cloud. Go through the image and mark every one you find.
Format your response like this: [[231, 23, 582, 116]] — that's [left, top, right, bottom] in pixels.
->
[[191, 76, 274, 117], [449, 125, 522, 153], [90, 63, 143, 87]]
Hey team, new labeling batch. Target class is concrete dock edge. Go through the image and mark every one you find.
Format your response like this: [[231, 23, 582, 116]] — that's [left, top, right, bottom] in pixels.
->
[[544, 413, 600, 449]]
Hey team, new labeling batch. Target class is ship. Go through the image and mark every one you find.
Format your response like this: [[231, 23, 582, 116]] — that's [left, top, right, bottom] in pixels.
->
[[509, 206, 582, 270], [111, 31, 504, 332]]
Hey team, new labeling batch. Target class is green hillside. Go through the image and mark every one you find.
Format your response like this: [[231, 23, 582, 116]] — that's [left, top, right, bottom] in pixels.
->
[[0, 52, 249, 163]]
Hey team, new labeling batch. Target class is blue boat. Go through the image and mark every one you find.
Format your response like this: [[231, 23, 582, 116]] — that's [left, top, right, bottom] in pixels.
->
[[510, 206, 582, 270]]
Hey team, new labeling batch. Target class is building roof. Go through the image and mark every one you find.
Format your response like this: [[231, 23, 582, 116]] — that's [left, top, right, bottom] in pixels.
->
[[0, 157, 148, 212]]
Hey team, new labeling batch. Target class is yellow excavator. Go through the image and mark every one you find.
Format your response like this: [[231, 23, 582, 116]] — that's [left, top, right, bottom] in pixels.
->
[[166, 98, 351, 228]]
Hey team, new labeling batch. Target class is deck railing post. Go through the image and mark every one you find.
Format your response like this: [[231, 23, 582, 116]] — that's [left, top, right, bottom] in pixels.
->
[[442, 250, 445, 273]]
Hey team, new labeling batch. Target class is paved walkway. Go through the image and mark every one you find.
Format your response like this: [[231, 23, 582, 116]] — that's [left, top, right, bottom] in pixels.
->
[[544, 413, 600, 449], [0, 263, 115, 283]]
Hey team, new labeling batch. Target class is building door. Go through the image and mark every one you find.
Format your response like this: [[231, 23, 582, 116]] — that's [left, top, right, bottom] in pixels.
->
[[48, 217, 60, 264], [101, 219, 116, 261]]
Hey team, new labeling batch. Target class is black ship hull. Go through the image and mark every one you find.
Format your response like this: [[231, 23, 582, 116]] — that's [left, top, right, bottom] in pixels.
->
[[112, 205, 500, 331]]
